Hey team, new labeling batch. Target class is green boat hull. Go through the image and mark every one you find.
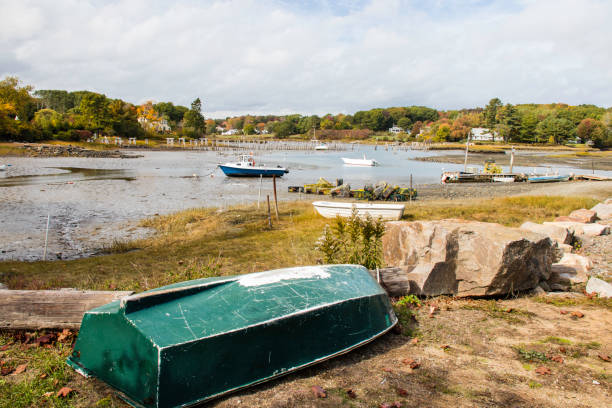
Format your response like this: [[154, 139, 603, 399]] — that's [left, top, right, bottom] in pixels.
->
[[67, 265, 397, 408]]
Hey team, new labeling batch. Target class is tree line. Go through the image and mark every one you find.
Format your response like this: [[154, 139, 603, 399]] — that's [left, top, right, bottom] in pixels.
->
[[1, 76, 611, 147]]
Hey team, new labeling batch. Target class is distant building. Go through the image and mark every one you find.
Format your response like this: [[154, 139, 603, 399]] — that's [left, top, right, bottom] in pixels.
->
[[388, 125, 403, 134], [222, 129, 241, 136], [215, 126, 225, 133], [470, 127, 497, 142]]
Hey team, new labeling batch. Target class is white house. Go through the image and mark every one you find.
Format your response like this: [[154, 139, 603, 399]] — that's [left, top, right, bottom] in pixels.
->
[[470, 127, 497, 142], [388, 125, 403, 134], [222, 129, 241, 136]]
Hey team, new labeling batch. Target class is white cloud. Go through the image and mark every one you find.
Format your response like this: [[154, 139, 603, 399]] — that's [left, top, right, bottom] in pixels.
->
[[0, 0, 610, 117]]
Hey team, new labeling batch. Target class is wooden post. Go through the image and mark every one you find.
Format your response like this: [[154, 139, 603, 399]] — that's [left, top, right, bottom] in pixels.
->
[[509, 146, 515, 173], [409, 174, 413, 203], [258, 174, 262, 208], [272, 175, 279, 220], [43, 213, 50, 261], [267, 195, 272, 228]]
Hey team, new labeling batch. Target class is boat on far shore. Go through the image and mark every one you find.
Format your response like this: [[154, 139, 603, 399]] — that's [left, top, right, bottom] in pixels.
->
[[219, 155, 288, 177], [313, 201, 405, 220]]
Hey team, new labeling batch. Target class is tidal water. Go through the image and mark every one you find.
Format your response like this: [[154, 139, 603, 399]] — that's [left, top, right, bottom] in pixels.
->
[[1, 145, 609, 261]]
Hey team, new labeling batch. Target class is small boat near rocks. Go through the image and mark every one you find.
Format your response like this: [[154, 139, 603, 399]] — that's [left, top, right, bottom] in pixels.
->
[[67, 265, 397, 408], [219, 154, 288, 177], [313, 201, 405, 220]]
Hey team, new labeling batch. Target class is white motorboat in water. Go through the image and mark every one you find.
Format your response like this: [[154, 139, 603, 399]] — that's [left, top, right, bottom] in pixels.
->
[[312, 201, 404, 221], [341, 154, 379, 166]]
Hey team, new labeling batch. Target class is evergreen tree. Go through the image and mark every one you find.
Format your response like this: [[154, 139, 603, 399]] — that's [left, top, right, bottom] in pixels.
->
[[184, 98, 205, 134], [483, 98, 502, 129]]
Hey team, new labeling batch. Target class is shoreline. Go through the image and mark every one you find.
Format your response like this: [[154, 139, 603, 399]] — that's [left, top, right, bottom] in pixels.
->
[[413, 151, 612, 171]]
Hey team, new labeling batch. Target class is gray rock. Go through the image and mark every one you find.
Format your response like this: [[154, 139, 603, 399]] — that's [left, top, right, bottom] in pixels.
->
[[549, 283, 570, 292], [543, 221, 609, 237], [382, 219, 560, 297], [520, 221, 573, 245], [0, 283, 6, 290], [585, 277, 612, 298], [567, 208, 598, 223], [539, 281, 551, 292], [591, 203, 612, 220]]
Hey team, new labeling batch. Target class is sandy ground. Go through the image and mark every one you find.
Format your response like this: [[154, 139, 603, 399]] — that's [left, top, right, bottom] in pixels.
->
[[414, 152, 612, 171], [207, 295, 611, 408]]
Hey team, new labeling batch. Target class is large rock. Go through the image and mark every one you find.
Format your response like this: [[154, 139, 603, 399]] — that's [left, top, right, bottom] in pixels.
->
[[548, 253, 592, 286], [543, 221, 609, 237], [604, 198, 612, 205], [591, 203, 612, 220], [567, 209, 597, 223], [520, 221, 573, 245], [585, 277, 612, 298], [382, 219, 560, 297]]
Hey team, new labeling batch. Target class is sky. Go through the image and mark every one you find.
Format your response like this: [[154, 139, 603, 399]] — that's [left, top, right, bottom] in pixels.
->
[[1, 0, 611, 118]]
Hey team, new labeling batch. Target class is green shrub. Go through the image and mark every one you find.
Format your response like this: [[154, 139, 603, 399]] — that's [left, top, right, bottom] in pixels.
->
[[315, 208, 385, 269]]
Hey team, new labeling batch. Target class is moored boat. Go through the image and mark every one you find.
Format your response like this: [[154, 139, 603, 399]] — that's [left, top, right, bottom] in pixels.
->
[[219, 154, 288, 177], [527, 174, 569, 183], [341, 154, 379, 166], [493, 175, 515, 183], [67, 265, 397, 408], [313, 201, 405, 220]]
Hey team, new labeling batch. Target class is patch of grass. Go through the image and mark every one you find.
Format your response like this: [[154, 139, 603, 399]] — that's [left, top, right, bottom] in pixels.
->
[[396, 295, 422, 308], [513, 346, 549, 362], [0, 143, 29, 156], [402, 195, 600, 226], [577, 341, 601, 350], [528, 380, 542, 389], [99, 238, 143, 254], [533, 295, 612, 311], [539, 336, 572, 345], [392, 304, 418, 337], [461, 300, 535, 324], [0, 333, 76, 408]]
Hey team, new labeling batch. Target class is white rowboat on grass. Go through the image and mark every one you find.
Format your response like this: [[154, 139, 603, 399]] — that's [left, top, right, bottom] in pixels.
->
[[313, 201, 405, 221]]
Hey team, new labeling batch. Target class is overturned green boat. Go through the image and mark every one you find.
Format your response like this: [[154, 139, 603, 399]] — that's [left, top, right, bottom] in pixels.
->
[[67, 265, 397, 408]]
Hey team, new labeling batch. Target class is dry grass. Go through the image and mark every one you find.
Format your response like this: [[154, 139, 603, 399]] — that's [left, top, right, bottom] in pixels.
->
[[0, 195, 600, 291]]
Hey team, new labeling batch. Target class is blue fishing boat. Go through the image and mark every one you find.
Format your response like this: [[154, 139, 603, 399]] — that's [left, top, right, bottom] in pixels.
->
[[527, 174, 569, 183], [219, 154, 288, 177], [67, 265, 396, 408]]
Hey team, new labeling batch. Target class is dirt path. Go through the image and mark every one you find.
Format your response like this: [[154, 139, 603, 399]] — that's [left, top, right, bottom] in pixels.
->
[[208, 295, 611, 408]]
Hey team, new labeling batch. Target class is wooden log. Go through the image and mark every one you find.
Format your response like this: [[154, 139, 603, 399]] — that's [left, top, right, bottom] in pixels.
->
[[368, 267, 411, 297], [0, 289, 133, 329]]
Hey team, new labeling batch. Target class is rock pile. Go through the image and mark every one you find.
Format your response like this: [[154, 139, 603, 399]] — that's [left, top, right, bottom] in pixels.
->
[[381, 219, 560, 297], [379, 198, 611, 298], [21, 144, 139, 158]]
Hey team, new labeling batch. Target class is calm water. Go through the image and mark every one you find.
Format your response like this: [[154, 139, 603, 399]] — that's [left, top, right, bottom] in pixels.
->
[[1, 145, 610, 261]]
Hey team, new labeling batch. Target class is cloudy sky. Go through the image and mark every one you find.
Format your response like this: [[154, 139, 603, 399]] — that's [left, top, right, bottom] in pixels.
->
[[1, 0, 611, 118]]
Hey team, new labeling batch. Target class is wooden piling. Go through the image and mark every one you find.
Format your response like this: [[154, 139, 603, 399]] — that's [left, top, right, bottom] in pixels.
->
[[267, 195, 272, 228], [272, 175, 279, 220]]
